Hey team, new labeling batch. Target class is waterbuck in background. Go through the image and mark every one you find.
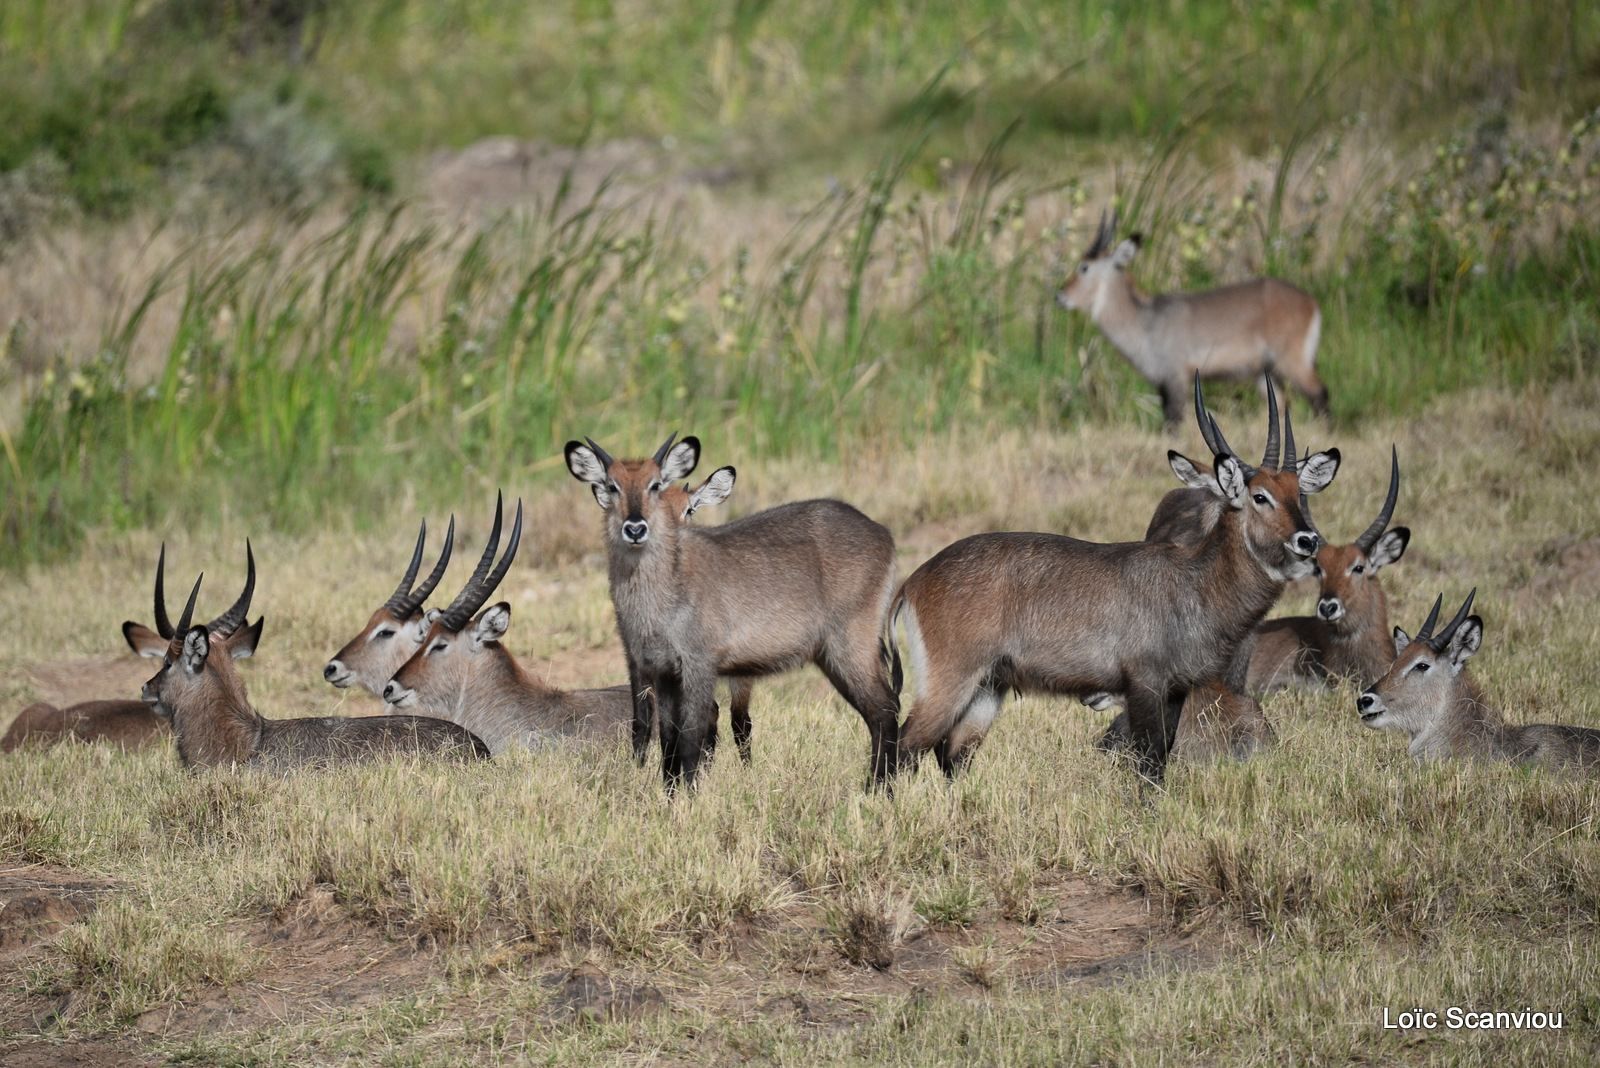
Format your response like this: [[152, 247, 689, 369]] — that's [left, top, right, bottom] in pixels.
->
[[565, 433, 902, 789], [382, 495, 634, 753], [1057, 211, 1329, 428], [1250, 447, 1410, 692], [1358, 591, 1600, 774], [1, 580, 178, 752], [324, 517, 455, 698], [142, 547, 489, 770], [895, 376, 1339, 776]]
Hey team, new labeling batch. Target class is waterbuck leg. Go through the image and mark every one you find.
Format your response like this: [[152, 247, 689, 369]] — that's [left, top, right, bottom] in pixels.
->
[[628, 657, 654, 766], [704, 695, 722, 760], [1124, 683, 1184, 777], [655, 672, 688, 789], [816, 651, 902, 786], [727, 677, 754, 764], [1158, 380, 1186, 431]]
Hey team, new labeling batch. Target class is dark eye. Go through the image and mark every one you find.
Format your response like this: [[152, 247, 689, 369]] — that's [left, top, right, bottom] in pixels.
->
[[1352, 565, 1365, 575], [647, 479, 662, 493], [1412, 661, 1430, 674], [374, 628, 394, 640], [1078, 263, 1088, 274], [430, 642, 448, 654], [1252, 493, 1271, 506]]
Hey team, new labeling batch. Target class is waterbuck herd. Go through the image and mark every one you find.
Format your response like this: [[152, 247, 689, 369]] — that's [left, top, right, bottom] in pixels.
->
[[6, 216, 1597, 787]]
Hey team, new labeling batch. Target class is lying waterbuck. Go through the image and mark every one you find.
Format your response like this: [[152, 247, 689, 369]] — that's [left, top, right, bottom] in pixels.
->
[[1057, 211, 1329, 428], [1358, 592, 1600, 773], [324, 517, 455, 697], [565, 433, 901, 788], [382, 495, 633, 753], [142, 547, 489, 770], [1250, 447, 1410, 691], [1, 579, 178, 752], [895, 377, 1339, 775]]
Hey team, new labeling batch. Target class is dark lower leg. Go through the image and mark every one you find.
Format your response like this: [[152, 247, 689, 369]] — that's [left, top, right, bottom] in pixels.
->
[[729, 678, 754, 764]]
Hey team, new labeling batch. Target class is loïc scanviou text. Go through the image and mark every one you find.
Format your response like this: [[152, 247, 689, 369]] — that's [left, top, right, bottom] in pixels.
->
[[1383, 1008, 1563, 1030]]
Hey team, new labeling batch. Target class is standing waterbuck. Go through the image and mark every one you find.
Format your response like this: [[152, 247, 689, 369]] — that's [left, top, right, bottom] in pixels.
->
[[895, 377, 1339, 775], [382, 495, 634, 753], [1357, 591, 1600, 773], [141, 547, 489, 770], [565, 433, 902, 789], [324, 517, 455, 698], [1057, 212, 1329, 428], [1250, 447, 1410, 691]]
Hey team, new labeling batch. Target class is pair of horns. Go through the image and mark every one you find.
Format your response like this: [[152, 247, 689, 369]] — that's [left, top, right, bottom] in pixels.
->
[[383, 517, 456, 619], [1415, 589, 1477, 652], [154, 541, 256, 641], [1194, 374, 1298, 476], [1084, 209, 1117, 260], [436, 492, 524, 634], [583, 432, 680, 471]]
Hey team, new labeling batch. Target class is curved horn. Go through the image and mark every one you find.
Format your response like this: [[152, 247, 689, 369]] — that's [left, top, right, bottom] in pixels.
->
[[1283, 402, 1299, 470], [394, 516, 455, 618], [175, 573, 203, 636], [154, 543, 174, 639], [1299, 492, 1321, 538], [435, 494, 506, 633], [205, 540, 255, 639], [1261, 377, 1281, 471], [382, 521, 429, 614], [1353, 447, 1402, 554], [1414, 594, 1445, 643], [584, 437, 616, 469], [652, 431, 679, 467], [1084, 209, 1114, 258], [1194, 375, 1225, 456], [1428, 588, 1477, 652]]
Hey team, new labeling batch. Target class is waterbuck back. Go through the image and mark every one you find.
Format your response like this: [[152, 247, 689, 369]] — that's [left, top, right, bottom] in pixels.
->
[[1057, 211, 1328, 428], [1358, 592, 1600, 775], [566, 433, 901, 789], [896, 377, 1338, 776]]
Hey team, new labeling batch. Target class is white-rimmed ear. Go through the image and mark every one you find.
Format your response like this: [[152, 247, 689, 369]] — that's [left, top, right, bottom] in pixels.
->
[[228, 617, 264, 661], [1110, 237, 1140, 268], [1445, 617, 1483, 674], [1370, 527, 1410, 570], [564, 442, 613, 508], [471, 603, 511, 647], [405, 609, 438, 641], [1214, 455, 1249, 508], [1297, 448, 1340, 495], [684, 466, 736, 518], [122, 621, 168, 658], [1392, 626, 1412, 657], [181, 629, 210, 674], [660, 438, 700, 483], [1168, 452, 1220, 493]]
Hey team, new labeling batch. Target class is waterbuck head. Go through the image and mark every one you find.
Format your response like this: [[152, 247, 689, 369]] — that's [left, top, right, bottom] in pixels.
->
[[383, 495, 523, 710], [140, 544, 264, 724], [1168, 376, 1339, 581], [1312, 447, 1410, 633], [564, 432, 736, 561], [1055, 210, 1143, 315], [1356, 590, 1480, 734], [324, 517, 454, 695]]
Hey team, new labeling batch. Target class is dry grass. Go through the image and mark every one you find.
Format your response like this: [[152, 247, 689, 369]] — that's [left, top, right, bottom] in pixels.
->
[[0, 384, 1598, 1063]]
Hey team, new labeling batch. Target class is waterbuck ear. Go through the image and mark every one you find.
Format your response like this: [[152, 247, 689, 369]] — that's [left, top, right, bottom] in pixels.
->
[[659, 437, 701, 483], [685, 466, 736, 518], [472, 603, 511, 647], [1168, 452, 1219, 493], [564, 442, 612, 508], [181, 628, 210, 674], [1213, 455, 1249, 508], [1446, 616, 1483, 674], [228, 617, 264, 661], [1297, 448, 1340, 495], [407, 609, 439, 640], [1110, 238, 1140, 267], [122, 621, 167, 658], [1370, 527, 1410, 570], [1392, 626, 1412, 657]]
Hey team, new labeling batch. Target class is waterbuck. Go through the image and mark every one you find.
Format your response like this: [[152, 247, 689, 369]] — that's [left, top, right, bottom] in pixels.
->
[[382, 495, 634, 753], [141, 547, 489, 770], [1250, 447, 1410, 691], [324, 517, 455, 698], [565, 433, 902, 789], [1057, 211, 1329, 428], [895, 376, 1339, 776], [1, 581, 178, 752], [1357, 592, 1600, 774]]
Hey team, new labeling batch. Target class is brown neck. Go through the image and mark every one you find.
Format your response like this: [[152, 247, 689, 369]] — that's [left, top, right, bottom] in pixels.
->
[[172, 684, 263, 768]]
